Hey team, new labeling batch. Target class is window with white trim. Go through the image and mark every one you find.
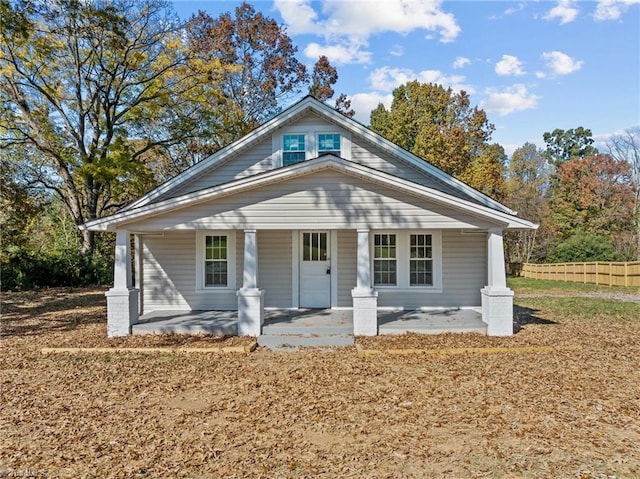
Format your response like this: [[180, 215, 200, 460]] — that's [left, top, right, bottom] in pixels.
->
[[318, 133, 341, 157], [276, 130, 349, 167], [410, 234, 433, 286], [372, 231, 442, 290], [204, 235, 228, 286], [283, 134, 306, 166], [373, 234, 397, 286], [196, 231, 236, 292]]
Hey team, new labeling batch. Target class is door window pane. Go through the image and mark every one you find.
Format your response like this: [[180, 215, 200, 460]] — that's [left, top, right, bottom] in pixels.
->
[[303, 232, 327, 261]]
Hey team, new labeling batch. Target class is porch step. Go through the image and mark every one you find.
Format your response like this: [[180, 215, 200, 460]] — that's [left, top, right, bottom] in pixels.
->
[[258, 333, 354, 350]]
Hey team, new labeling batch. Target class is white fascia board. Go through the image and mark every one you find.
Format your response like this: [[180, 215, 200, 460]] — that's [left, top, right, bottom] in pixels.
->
[[337, 158, 537, 230], [83, 155, 537, 232], [123, 96, 513, 217], [124, 97, 319, 211]]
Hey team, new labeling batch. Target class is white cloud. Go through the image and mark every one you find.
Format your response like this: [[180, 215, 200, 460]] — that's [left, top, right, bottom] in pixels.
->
[[495, 55, 525, 76], [593, 0, 640, 20], [452, 56, 471, 69], [349, 92, 394, 125], [274, 0, 461, 43], [542, 51, 584, 75], [481, 84, 540, 116], [369, 66, 474, 94], [274, 0, 322, 35], [544, 0, 579, 24], [504, 2, 527, 16], [389, 44, 404, 57], [304, 41, 372, 65]]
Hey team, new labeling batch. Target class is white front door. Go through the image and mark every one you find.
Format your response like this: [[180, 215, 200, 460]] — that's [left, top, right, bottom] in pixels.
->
[[300, 231, 331, 308]]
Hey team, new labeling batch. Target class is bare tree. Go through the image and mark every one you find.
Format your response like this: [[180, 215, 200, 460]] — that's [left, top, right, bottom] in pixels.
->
[[607, 127, 640, 259]]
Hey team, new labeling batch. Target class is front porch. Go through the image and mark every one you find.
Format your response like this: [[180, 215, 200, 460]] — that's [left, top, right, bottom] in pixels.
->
[[132, 307, 487, 343], [106, 227, 513, 338]]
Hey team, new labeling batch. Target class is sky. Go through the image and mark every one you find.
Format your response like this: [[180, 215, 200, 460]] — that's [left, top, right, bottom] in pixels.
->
[[172, 0, 640, 156]]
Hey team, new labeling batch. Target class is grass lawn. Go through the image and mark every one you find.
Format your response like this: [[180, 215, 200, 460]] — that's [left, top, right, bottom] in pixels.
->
[[1, 283, 639, 478]]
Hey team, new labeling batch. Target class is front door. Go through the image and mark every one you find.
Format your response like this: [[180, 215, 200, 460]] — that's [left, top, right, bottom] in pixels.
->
[[300, 231, 331, 308]]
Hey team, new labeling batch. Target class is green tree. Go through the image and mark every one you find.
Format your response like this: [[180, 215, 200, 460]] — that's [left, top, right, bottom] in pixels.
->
[[546, 231, 621, 263], [543, 127, 599, 166], [369, 81, 502, 197], [0, 0, 222, 257]]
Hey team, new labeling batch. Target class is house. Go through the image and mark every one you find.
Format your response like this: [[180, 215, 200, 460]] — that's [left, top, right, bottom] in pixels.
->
[[82, 96, 537, 339]]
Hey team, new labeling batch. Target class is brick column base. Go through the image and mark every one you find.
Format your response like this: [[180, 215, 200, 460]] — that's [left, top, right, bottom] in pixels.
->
[[352, 288, 378, 336], [237, 288, 264, 336], [105, 288, 139, 337], [481, 287, 514, 336]]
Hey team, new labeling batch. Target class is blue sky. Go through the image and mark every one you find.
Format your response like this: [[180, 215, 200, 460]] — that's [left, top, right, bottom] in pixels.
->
[[172, 0, 640, 155]]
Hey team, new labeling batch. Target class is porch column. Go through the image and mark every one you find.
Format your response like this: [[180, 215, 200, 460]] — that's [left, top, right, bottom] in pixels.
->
[[352, 229, 378, 336], [237, 229, 264, 336], [105, 229, 139, 337], [481, 228, 514, 336]]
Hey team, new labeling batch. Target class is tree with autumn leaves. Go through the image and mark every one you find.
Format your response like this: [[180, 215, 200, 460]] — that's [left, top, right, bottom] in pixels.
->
[[0, 0, 348, 287], [370, 81, 506, 200], [504, 129, 638, 264]]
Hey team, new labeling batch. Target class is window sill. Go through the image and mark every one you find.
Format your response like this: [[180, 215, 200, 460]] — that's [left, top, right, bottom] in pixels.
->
[[374, 287, 443, 294], [195, 287, 236, 294]]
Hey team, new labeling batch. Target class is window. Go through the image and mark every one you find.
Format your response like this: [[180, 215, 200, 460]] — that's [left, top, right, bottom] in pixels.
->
[[371, 231, 442, 291], [276, 131, 350, 167], [196, 231, 236, 292], [410, 234, 433, 286], [283, 135, 306, 166], [303, 232, 327, 261], [204, 235, 228, 287], [374, 234, 397, 286], [318, 133, 341, 157]]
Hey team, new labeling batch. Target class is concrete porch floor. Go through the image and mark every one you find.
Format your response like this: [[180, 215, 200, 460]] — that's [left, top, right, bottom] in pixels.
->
[[133, 307, 486, 336]]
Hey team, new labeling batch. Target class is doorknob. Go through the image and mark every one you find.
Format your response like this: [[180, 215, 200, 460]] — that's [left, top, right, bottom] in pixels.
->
[[326, 268, 331, 275]]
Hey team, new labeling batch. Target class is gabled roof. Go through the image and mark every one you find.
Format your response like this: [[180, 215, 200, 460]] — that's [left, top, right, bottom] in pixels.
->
[[83, 155, 537, 232], [123, 96, 516, 216]]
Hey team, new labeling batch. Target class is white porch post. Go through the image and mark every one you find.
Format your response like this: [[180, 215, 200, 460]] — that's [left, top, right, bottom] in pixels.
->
[[481, 228, 514, 336], [352, 229, 378, 336], [105, 229, 139, 337], [237, 229, 264, 336]]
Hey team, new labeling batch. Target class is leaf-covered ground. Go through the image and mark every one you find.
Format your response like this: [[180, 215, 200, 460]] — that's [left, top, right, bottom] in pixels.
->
[[1, 287, 639, 478]]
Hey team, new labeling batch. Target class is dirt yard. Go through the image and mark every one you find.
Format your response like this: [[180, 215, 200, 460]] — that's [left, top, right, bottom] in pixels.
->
[[1, 287, 639, 478]]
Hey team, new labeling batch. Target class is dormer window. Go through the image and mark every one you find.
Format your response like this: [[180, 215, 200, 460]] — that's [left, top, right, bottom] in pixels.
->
[[277, 131, 349, 167], [318, 133, 341, 157], [283, 135, 306, 166]]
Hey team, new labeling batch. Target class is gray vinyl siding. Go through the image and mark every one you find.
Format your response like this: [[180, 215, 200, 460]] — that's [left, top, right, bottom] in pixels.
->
[[350, 137, 478, 201], [124, 170, 496, 232], [337, 230, 357, 307], [141, 230, 241, 312], [257, 230, 292, 307], [162, 138, 274, 200], [280, 112, 340, 131], [376, 230, 486, 308]]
